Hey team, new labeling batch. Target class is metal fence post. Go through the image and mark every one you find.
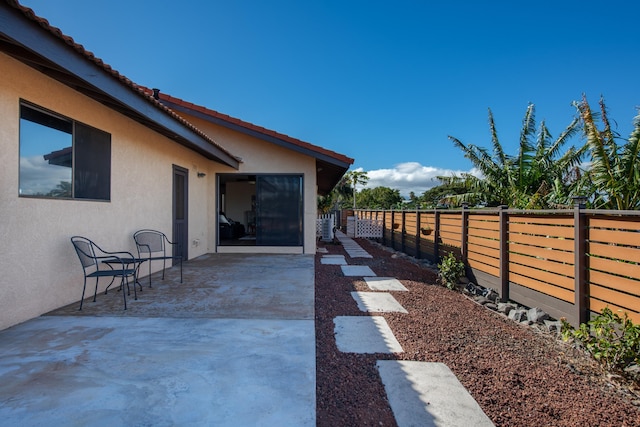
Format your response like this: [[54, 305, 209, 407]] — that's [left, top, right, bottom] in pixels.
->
[[434, 209, 441, 264], [401, 210, 406, 253], [382, 210, 387, 245], [499, 205, 509, 302], [416, 209, 422, 259], [574, 197, 588, 325], [391, 210, 396, 250], [461, 203, 469, 264]]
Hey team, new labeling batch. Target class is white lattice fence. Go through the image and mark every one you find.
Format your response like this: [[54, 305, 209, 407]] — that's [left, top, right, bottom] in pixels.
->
[[355, 218, 383, 238]]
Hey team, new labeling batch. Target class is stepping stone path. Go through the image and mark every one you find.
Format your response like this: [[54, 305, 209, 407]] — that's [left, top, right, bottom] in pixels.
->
[[335, 230, 373, 258], [341, 265, 375, 276], [333, 316, 403, 353], [320, 255, 347, 265], [320, 232, 495, 427], [377, 361, 495, 427], [364, 277, 408, 291], [351, 292, 408, 313]]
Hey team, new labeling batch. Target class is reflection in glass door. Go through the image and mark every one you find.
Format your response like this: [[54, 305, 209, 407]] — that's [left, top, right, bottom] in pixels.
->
[[256, 175, 303, 246]]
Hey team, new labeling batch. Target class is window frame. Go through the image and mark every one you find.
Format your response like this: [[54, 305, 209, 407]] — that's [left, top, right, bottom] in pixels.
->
[[18, 100, 112, 202]]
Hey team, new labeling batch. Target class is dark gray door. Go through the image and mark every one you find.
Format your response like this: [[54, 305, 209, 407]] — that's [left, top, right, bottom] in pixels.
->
[[172, 165, 188, 260], [256, 175, 303, 246]]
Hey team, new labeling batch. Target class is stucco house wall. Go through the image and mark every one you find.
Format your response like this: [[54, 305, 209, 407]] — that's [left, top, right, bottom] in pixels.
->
[[180, 113, 319, 255], [0, 52, 215, 329]]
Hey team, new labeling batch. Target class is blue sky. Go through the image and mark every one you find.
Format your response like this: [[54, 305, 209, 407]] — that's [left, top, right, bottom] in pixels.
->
[[21, 0, 639, 196]]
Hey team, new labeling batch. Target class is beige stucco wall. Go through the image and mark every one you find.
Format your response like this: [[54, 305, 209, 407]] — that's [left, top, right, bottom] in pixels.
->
[[182, 114, 319, 255], [0, 53, 218, 330]]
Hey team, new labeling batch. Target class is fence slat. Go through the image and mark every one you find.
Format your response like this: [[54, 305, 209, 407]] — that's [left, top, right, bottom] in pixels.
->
[[509, 223, 575, 238], [509, 233, 574, 251], [468, 259, 500, 277], [510, 272, 574, 302], [510, 253, 574, 277]]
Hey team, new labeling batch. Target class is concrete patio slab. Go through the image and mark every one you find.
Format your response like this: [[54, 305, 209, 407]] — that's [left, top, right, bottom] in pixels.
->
[[341, 265, 376, 277], [0, 316, 315, 426], [49, 253, 314, 320], [377, 361, 494, 427], [333, 316, 403, 354], [351, 292, 408, 313], [364, 277, 408, 291], [0, 253, 316, 426]]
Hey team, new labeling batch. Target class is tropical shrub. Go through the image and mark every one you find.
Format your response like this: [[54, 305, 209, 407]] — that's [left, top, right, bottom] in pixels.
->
[[561, 307, 640, 372], [437, 252, 466, 290]]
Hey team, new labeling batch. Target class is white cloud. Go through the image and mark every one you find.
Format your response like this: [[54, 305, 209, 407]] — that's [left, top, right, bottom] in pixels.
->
[[355, 162, 480, 198]]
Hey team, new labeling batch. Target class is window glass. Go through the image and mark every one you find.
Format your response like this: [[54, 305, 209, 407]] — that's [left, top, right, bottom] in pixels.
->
[[74, 123, 111, 200], [19, 103, 111, 201], [19, 107, 72, 197]]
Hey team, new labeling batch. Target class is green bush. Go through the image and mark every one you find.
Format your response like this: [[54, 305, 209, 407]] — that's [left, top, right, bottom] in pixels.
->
[[561, 307, 640, 372], [437, 252, 466, 290]]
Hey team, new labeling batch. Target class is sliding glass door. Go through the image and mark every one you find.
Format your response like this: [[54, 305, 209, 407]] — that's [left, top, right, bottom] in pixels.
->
[[217, 174, 303, 247], [256, 175, 303, 246]]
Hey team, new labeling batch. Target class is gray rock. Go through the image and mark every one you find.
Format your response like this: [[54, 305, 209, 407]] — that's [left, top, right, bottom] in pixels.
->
[[508, 309, 527, 322], [475, 296, 490, 305], [497, 303, 516, 315], [485, 303, 498, 311], [520, 320, 533, 326], [624, 364, 640, 376], [527, 307, 550, 323], [465, 282, 483, 296], [459, 276, 470, 284], [484, 289, 499, 302], [544, 319, 563, 334]]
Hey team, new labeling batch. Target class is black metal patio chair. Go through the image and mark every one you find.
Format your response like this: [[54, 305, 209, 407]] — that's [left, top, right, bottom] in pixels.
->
[[70, 236, 140, 310], [133, 229, 183, 287]]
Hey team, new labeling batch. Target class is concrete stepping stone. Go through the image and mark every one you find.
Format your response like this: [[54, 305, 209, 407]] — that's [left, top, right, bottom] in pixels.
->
[[351, 292, 408, 313], [364, 277, 408, 291], [335, 231, 373, 258], [333, 316, 403, 354], [377, 361, 495, 427], [316, 247, 328, 253], [341, 265, 376, 277], [320, 255, 347, 265]]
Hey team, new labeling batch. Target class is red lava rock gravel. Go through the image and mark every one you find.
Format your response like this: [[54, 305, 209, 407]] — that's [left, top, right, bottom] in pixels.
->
[[315, 238, 640, 426]]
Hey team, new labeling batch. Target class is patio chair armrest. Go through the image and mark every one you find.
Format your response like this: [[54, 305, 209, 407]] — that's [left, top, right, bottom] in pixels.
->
[[100, 250, 136, 259], [135, 242, 152, 255]]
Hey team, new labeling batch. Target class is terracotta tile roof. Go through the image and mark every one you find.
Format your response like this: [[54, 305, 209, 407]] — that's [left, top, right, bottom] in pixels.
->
[[143, 88, 354, 167], [4, 0, 237, 164]]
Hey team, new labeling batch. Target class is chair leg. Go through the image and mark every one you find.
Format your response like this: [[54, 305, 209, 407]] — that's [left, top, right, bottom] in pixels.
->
[[162, 258, 166, 280], [121, 277, 127, 310], [148, 261, 153, 288], [133, 273, 138, 301], [79, 277, 87, 311], [180, 259, 183, 283], [93, 277, 100, 302]]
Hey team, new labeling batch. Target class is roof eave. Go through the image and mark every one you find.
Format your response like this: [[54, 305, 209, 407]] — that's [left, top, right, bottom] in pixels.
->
[[163, 100, 352, 194], [0, 2, 239, 169]]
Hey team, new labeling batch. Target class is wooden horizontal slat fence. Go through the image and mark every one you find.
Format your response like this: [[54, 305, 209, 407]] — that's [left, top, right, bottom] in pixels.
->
[[356, 207, 640, 326]]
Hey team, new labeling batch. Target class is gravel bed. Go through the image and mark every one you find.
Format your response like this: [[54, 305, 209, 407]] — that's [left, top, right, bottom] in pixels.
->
[[315, 238, 640, 426]]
